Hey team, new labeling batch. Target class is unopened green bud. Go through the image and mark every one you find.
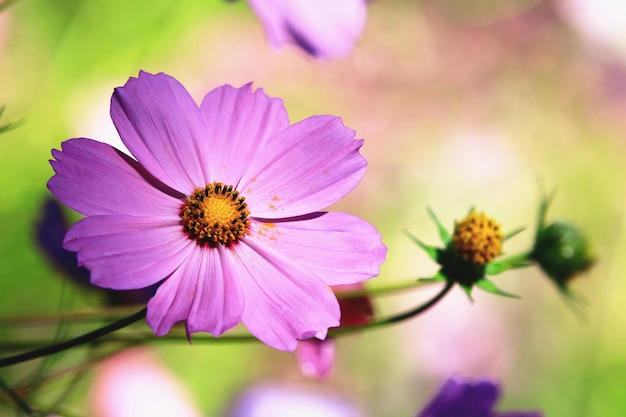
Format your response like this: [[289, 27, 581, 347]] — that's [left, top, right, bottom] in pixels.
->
[[531, 220, 595, 288]]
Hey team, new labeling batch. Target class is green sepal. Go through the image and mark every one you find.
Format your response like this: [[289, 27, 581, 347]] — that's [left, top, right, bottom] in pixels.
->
[[460, 283, 474, 301], [503, 226, 526, 241], [475, 278, 520, 299], [427, 206, 451, 245], [404, 230, 439, 262], [485, 252, 533, 275], [556, 285, 588, 322], [536, 186, 556, 237], [417, 271, 447, 284]]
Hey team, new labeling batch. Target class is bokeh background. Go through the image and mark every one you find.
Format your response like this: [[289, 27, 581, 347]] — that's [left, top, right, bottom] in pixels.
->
[[1, 0, 625, 416]]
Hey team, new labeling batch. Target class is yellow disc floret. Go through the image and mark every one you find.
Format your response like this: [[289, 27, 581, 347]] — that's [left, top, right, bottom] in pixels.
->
[[452, 210, 504, 265], [181, 182, 250, 247]]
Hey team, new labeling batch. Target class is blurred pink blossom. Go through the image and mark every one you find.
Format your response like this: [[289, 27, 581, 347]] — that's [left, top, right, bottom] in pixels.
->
[[295, 283, 374, 380], [407, 291, 514, 379], [90, 349, 201, 417], [295, 338, 337, 380]]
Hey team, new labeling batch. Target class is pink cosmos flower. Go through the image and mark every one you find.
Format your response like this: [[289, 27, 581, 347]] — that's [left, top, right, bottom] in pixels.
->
[[246, 0, 367, 59], [47, 71, 386, 352]]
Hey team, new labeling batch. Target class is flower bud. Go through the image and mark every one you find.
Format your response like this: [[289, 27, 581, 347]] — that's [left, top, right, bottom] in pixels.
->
[[531, 220, 595, 288], [408, 207, 523, 299]]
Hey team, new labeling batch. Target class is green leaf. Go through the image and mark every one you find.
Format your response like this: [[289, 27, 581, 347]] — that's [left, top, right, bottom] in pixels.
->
[[404, 230, 439, 262], [0, 106, 22, 134], [475, 278, 520, 298], [427, 206, 451, 245]]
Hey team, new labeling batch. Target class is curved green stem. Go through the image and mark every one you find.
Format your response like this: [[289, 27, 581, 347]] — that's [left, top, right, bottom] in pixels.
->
[[0, 308, 146, 368], [332, 280, 454, 334], [0, 282, 454, 357]]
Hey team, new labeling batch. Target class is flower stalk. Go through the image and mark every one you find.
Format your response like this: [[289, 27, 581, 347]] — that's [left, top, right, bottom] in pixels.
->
[[0, 308, 147, 368], [0, 282, 454, 365]]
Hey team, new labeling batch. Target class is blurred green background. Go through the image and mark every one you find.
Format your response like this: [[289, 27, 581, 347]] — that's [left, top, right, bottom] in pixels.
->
[[0, 0, 625, 416]]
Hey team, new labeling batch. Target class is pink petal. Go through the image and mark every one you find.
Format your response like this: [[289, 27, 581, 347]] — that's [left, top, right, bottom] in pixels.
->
[[200, 83, 289, 186], [64, 216, 194, 290], [248, 213, 386, 286], [146, 246, 244, 337], [247, 0, 367, 59], [230, 238, 340, 352], [295, 339, 336, 380], [48, 138, 183, 217], [241, 116, 366, 218], [110, 71, 209, 193]]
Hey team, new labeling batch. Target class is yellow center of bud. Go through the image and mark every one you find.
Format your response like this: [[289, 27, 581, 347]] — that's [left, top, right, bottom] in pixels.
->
[[452, 211, 503, 265], [180, 182, 250, 247]]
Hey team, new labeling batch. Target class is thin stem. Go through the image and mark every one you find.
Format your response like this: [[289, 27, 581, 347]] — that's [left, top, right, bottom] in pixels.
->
[[3, 282, 455, 349], [332, 280, 455, 334], [0, 283, 454, 355], [0, 279, 431, 327], [0, 305, 145, 326], [0, 308, 146, 368]]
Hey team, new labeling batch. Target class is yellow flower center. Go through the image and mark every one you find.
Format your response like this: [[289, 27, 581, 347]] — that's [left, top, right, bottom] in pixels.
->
[[180, 182, 250, 247], [452, 211, 503, 265]]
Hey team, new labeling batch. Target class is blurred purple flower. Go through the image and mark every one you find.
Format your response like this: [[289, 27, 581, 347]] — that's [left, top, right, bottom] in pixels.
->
[[36, 197, 91, 287], [417, 377, 543, 417], [246, 0, 367, 59], [36, 197, 157, 306], [48, 71, 386, 351], [226, 384, 364, 417]]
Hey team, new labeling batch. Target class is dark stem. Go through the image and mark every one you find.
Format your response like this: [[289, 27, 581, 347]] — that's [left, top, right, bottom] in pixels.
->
[[0, 308, 146, 368], [0, 285, 454, 351], [331, 280, 454, 335]]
